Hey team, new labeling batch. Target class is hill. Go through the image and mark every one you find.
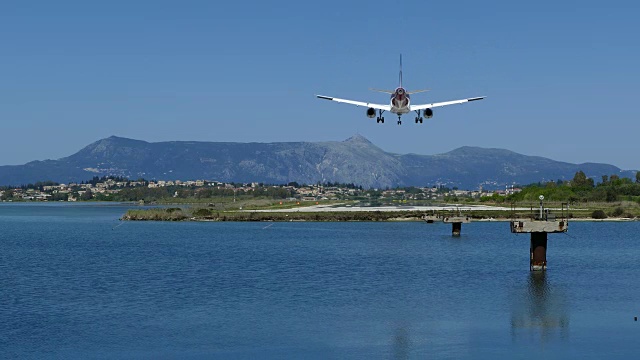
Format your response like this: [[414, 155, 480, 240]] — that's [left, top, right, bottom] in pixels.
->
[[0, 135, 634, 189]]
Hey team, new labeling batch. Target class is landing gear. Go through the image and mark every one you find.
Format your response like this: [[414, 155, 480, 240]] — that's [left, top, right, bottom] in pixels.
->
[[397, 115, 402, 125], [414, 111, 423, 124], [376, 110, 385, 124]]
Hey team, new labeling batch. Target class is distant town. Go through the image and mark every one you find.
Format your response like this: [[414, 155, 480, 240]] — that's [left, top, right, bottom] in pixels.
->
[[0, 175, 522, 203], [4, 170, 640, 211]]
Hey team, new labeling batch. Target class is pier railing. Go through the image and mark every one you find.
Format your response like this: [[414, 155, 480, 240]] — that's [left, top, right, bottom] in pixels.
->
[[510, 202, 569, 222]]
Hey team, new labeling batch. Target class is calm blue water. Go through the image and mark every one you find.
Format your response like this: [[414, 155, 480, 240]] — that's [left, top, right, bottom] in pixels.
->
[[1, 203, 639, 359]]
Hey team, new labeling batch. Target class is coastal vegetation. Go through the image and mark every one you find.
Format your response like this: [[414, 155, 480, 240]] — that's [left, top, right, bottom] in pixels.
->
[[487, 171, 640, 204], [122, 209, 429, 222], [120, 169, 640, 222], [120, 201, 637, 222]]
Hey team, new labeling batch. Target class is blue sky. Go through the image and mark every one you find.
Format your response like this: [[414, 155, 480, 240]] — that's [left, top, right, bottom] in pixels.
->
[[1, 1, 639, 169]]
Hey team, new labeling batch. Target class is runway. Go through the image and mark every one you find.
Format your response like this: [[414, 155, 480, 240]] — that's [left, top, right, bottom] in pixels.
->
[[250, 204, 538, 213]]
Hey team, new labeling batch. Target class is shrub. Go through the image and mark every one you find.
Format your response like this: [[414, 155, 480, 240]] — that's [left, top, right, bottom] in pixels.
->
[[611, 207, 624, 217], [192, 208, 212, 217], [592, 210, 607, 219]]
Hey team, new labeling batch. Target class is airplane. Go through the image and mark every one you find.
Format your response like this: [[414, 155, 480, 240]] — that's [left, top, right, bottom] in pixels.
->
[[316, 55, 485, 125]]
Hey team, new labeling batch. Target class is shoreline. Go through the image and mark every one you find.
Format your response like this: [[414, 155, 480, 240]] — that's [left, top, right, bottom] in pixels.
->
[[121, 207, 639, 222]]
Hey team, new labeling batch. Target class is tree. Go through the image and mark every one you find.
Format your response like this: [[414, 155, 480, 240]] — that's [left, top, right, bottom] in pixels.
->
[[601, 175, 609, 185], [636, 172, 640, 184], [50, 192, 68, 201], [80, 189, 93, 201], [1, 189, 13, 200], [612, 207, 624, 217], [572, 171, 593, 188]]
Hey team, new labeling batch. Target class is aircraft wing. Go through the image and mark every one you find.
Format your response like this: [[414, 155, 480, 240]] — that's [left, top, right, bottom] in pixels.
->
[[410, 96, 485, 111], [316, 95, 391, 111]]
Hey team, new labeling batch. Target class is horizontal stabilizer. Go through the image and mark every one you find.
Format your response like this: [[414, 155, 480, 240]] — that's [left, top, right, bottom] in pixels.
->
[[406, 89, 430, 94], [369, 88, 395, 94]]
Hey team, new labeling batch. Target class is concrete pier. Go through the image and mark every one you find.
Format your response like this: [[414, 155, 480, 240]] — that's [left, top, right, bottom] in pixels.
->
[[530, 232, 548, 271], [443, 216, 471, 236], [510, 199, 568, 271], [422, 213, 440, 223]]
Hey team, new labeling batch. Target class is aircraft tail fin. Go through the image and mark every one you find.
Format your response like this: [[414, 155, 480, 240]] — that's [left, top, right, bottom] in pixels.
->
[[399, 54, 403, 87]]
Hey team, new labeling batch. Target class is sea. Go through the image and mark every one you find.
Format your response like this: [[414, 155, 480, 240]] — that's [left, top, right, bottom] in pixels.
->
[[1, 202, 639, 359]]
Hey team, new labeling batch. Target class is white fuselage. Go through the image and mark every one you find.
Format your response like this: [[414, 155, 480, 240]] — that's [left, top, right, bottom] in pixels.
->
[[390, 87, 411, 114]]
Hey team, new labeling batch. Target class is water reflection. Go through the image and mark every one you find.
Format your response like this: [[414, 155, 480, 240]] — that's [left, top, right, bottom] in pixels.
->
[[391, 325, 411, 360], [510, 272, 570, 342]]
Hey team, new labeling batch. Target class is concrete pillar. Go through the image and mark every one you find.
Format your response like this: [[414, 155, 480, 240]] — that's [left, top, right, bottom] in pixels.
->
[[452, 222, 462, 236], [530, 232, 548, 271]]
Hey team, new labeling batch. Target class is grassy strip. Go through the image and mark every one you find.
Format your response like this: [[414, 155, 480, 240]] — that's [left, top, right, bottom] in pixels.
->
[[122, 208, 188, 221], [123, 208, 430, 222], [121, 202, 640, 222], [120, 209, 555, 222]]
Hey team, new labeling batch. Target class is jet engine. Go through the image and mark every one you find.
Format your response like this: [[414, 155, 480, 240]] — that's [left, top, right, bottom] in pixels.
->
[[423, 108, 433, 119], [366, 108, 376, 118]]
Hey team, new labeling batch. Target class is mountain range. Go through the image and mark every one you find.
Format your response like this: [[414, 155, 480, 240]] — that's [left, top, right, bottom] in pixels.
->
[[0, 135, 635, 189]]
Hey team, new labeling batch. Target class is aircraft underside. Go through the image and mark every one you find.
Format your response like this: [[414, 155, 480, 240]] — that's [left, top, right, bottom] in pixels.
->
[[375, 107, 431, 125]]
